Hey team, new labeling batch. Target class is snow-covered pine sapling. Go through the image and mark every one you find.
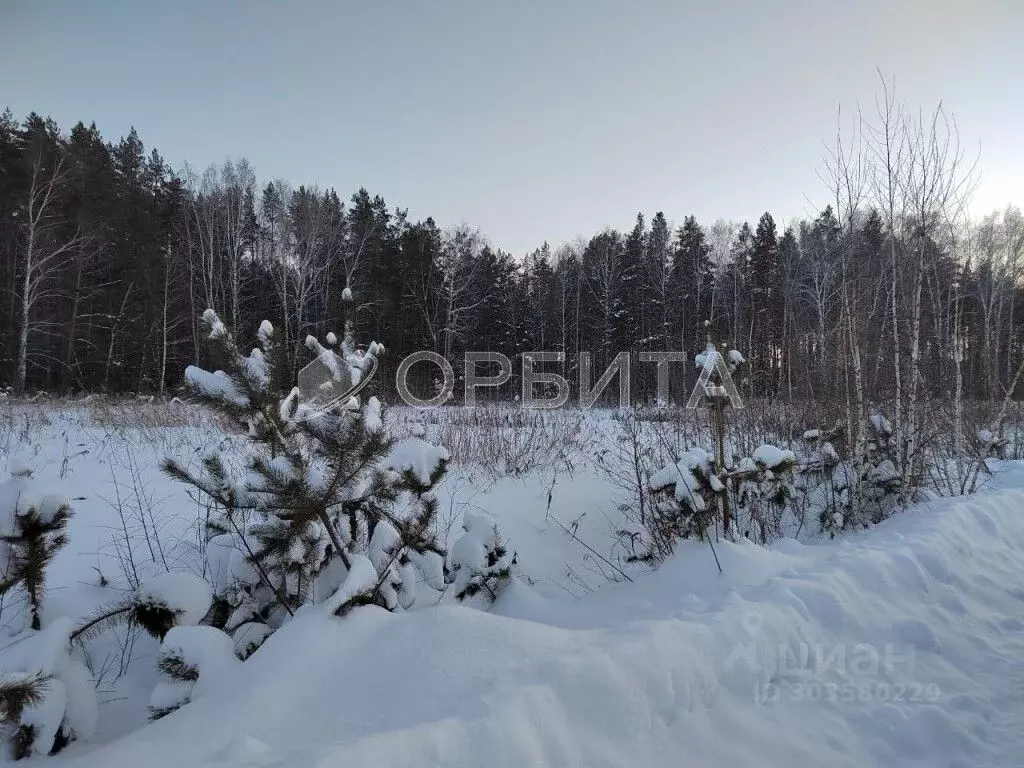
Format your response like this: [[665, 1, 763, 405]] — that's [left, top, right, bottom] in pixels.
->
[[0, 618, 97, 759], [638, 448, 724, 563], [733, 445, 798, 543], [798, 427, 845, 537], [331, 432, 451, 616], [446, 511, 517, 606], [859, 412, 902, 522], [0, 464, 72, 631], [164, 311, 449, 643], [0, 676, 48, 730], [148, 626, 239, 720], [814, 413, 900, 533]]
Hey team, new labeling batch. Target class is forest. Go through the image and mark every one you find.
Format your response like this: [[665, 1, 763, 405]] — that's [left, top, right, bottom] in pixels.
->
[[1, 98, 1022, 411]]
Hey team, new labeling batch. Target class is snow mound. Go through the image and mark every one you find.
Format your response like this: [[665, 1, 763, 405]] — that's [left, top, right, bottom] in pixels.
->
[[138, 572, 213, 627], [386, 437, 450, 484], [60, 491, 1024, 767], [752, 444, 796, 469], [0, 618, 98, 753], [149, 626, 241, 715]]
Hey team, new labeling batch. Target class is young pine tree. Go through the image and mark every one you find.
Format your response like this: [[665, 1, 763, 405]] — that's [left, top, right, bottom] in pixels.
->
[[446, 512, 517, 606], [0, 618, 97, 759], [0, 465, 72, 631], [164, 310, 449, 650]]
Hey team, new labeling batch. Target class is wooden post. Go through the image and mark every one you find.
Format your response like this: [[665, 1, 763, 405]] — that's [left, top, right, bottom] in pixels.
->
[[711, 391, 731, 536]]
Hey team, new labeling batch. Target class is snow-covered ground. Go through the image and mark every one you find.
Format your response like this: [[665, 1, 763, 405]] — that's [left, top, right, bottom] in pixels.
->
[[2, 402, 1024, 766]]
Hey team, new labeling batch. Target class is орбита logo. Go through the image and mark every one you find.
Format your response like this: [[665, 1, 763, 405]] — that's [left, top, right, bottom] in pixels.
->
[[297, 332, 381, 419]]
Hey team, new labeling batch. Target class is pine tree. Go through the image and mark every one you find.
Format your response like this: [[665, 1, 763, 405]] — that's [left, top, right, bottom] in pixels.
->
[[69, 571, 214, 650], [0, 465, 71, 631], [446, 512, 517, 606], [0, 467, 94, 759], [163, 308, 449, 648], [669, 215, 716, 374], [615, 213, 647, 355], [646, 212, 672, 349], [749, 212, 779, 394], [0, 618, 97, 759]]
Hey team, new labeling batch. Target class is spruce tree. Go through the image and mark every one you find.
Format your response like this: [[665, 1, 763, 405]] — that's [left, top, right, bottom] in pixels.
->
[[669, 215, 715, 371], [615, 213, 647, 355], [749, 212, 779, 394], [646, 212, 672, 350]]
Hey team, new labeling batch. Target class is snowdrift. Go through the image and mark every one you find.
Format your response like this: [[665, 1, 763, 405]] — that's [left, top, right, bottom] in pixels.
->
[[60, 490, 1024, 767]]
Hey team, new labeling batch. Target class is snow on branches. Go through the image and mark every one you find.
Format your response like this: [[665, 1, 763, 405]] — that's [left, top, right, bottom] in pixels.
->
[[0, 618, 96, 759], [638, 442, 798, 561], [148, 626, 239, 720], [164, 310, 450, 649], [446, 511, 517, 606], [0, 464, 72, 631]]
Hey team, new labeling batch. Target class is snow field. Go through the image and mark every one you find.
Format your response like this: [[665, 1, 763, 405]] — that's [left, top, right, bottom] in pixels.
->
[[58, 489, 1024, 767], [1, 402, 1024, 765]]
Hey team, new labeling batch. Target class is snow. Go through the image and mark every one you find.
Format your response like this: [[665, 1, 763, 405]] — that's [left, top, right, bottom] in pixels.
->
[[368, 520, 401, 573], [695, 348, 744, 371], [46, 488, 1024, 767], [870, 458, 900, 485], [6, 402, 1024, 766], [36, 493, 70, 524], [241, 347, 268, 388], [649, 449, 714, 511], [871, 413, 893, 435], [231, 622, 273, 660], [201, 309, 227, 340], [257, 320, 274, 345], [386, 436, 450, 484], [447, 511, 494, 571], [694, 349, 717, 369], [137, 572, 213, 627], [150, 626, 240, 712], [184, 366, 248, 407], [22, 678, 67, 756], [363, 395, 383, 433], [148, 679, 191, 715], [324, 554, 378, 615], [752, 444, 796, 469], [0, 618, 98, 751]]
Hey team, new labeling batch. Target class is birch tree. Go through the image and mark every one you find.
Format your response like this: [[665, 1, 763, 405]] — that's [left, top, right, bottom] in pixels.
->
[[14, 156, 88, 393]]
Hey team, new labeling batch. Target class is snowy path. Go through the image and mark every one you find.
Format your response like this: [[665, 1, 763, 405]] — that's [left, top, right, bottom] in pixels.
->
[[52, 489, 1024, 767]]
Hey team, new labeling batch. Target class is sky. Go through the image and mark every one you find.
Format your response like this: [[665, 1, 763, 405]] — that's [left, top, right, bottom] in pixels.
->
[[2, 0, 1022, 254]]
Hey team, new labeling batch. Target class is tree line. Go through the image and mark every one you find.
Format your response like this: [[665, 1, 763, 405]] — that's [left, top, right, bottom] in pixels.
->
[[2, 99, 1023, 411]]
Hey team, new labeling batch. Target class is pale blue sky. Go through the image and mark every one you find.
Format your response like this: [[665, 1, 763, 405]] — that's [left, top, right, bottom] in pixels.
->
[[2, 0, 1021, 253]]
